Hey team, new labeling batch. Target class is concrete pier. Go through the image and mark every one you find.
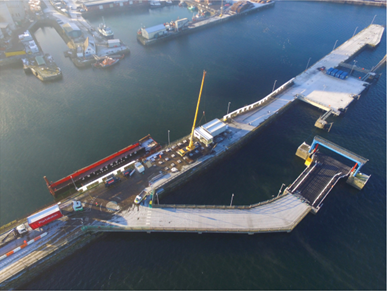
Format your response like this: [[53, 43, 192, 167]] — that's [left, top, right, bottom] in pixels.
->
[[83, 194, 311, 234]]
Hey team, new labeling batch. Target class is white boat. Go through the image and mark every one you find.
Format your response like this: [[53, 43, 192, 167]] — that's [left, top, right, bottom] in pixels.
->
[[150, 0, 162, 8], [98, 17, 114, 39], [162, 0, 173, 5]]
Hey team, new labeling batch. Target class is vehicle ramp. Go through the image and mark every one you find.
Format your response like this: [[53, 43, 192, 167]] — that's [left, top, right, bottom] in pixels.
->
[[286, 152, 351, 213]]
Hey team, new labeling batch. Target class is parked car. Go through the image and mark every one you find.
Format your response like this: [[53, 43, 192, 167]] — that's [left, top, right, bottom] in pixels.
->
[[105, 176, 121, 187]]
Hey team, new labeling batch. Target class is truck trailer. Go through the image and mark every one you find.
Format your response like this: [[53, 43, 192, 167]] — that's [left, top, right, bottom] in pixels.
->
[[27, 205, 63, 230]]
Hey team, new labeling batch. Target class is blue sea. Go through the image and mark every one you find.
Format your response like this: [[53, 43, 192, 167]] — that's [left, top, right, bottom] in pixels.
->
[[0, 1, 385, 289]]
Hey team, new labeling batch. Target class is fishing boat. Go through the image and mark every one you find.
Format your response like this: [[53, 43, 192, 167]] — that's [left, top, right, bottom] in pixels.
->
[[94, 55, 123, 68], [98, 17, 114, 39]]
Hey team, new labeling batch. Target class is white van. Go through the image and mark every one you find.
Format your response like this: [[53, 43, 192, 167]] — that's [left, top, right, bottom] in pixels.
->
[[135, 162, 145, 174]]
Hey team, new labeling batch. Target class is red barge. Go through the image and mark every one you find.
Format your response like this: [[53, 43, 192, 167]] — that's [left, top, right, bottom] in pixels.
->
[[44, 135, 161, 196]]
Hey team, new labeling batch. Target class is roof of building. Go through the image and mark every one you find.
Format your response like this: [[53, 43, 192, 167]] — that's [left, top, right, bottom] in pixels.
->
[[202, 118, 227, 135], [195, 127, 213, 141]]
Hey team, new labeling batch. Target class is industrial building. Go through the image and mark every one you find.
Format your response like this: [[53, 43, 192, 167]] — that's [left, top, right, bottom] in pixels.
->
[[194, 118, 228, 146]]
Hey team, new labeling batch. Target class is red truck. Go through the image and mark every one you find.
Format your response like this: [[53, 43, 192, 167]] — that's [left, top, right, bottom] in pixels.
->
[[27, 205, 63, 230]]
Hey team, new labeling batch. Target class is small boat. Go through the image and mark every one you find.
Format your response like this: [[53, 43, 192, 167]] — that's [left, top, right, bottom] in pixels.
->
[[178, 1, 187, 6], [98, 17, 114, 39], [149, 1, 162, 8], [94, 55, 123, 68], [163, 0, 173, 5]]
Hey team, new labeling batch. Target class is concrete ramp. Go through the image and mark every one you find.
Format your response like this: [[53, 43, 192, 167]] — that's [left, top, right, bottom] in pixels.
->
[[83, 194, 311, 234]]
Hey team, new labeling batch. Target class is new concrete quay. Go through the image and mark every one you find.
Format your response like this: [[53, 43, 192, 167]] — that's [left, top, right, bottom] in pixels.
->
[[0, 24, 384, 288]]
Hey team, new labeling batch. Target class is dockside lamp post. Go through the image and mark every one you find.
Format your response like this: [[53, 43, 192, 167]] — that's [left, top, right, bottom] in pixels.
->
[[332, 40, 338, 51], [168, 130, 170, 146], [352, 26, 358, 37], [272, 80, 277, 92], [227, 102, 231, 115], [350, 60, 357, 75], [305, 57, 311, 71], [230, 193, 234, 206], [371, 15, 377, 25]]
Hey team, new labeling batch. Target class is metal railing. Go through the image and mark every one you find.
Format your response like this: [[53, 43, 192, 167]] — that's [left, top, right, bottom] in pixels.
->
[[222, 78, 295, 121]]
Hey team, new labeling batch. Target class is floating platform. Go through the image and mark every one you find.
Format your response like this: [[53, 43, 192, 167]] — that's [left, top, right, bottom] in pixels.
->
[[22, 54, 62, 82]]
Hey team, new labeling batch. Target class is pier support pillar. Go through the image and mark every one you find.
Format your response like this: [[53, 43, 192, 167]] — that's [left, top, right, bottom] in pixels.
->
[[346, 172, 370, 190], [295, 142, 311, 160]]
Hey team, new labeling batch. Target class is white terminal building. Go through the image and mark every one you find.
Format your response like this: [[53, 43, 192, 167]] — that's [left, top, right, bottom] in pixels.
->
[[194, 118, 228, 146]]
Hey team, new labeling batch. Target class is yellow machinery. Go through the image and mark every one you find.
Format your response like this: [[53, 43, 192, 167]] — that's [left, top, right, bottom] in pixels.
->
[[178, 70, 207, 157]]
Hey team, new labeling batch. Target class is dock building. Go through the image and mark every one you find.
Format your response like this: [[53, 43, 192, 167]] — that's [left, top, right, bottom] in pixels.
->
[[194, 118, 228, 146]]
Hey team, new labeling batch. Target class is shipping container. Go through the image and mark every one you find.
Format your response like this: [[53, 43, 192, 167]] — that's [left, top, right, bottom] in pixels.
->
[[141, 24, 166, 39], [330, 69, 339, 76], [27, 205, 63, 230], [107, 39, 120, 47], [340, 72, 348, 79], [326, 68, 334, 75], [335, 70, 344, 78]]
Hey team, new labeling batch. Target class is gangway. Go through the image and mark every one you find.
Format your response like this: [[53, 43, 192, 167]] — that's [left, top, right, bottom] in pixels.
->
[[286, 152, 351, 212], [362, 54, 386, 81], [314, 109, 334, 131], [371, 54, 386, 72]]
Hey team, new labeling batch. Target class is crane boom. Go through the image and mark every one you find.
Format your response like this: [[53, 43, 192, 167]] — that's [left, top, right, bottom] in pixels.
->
[[188, 70, 206, 150], [177, 70, 206, 157]]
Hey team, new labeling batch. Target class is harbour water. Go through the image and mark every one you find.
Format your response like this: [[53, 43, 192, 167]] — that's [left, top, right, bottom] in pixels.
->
[[0, 1, 385, 289]]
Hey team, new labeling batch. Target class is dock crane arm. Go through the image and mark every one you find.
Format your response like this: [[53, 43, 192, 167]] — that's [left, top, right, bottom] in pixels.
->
[[187, 70, 206, 151]]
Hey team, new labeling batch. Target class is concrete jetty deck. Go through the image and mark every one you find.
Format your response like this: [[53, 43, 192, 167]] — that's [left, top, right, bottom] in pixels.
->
[[84, 193, 311, 234], [292, 24, 384, 115]]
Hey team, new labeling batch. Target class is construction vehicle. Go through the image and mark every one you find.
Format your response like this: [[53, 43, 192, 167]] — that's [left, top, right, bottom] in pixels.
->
[[177, 70, 207, 157]]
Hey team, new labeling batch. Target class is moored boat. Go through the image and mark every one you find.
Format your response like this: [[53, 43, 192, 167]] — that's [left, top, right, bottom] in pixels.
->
[[150, 0, 162, 8], [94, 55, 123, 68], [98, 17, 114, 39]]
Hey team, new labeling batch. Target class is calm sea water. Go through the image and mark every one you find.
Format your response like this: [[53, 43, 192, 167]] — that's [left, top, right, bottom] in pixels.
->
[[0, 1, 385, 289]]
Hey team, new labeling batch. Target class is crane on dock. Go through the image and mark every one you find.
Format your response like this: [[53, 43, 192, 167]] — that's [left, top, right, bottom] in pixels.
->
[[178, 70, 207, 157]]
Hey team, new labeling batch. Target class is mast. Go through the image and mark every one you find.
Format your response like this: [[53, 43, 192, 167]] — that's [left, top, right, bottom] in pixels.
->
[[187, 70, 206, 151]]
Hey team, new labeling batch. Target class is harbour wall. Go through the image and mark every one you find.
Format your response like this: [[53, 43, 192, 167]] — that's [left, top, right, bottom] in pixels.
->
[[0, 231, 104, 289], [138, 2, 275, 46]]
